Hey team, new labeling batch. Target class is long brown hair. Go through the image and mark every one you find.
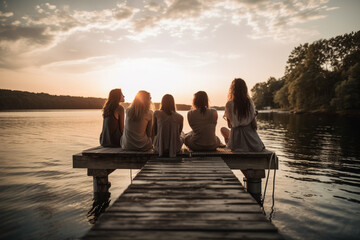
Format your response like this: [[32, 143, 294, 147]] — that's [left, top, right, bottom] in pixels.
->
[[160, 94, 176, 115], [127, 90, 151, 120], [228, 78, 251, 120], [193, 91, 209, 115], [102, 88, 123, 118]]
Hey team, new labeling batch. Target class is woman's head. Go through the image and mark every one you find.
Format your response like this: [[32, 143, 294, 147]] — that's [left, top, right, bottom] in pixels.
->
[[102, 88, 124, 117], [193, 91, 209, 114], [160, 94, 176, 115], [228, 78, 248, 101], [127, 90, 151, 120], [228, 78, 251, 120]]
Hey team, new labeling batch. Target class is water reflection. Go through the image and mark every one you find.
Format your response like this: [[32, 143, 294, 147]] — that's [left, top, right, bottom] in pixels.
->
[[1, 110, 359, 240], [87, 192, 111, 224], [257, 112, 360, 193], [87, 176, 112, 224]]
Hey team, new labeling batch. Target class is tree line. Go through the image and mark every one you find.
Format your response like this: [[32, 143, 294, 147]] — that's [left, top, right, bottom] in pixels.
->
[[0, 89, 107, 110], [0, 89, 194, 110], [251, 31, 360, 113]]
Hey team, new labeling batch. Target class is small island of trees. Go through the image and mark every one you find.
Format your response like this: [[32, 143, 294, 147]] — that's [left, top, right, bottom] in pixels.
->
[[251, 30, 360, 114]]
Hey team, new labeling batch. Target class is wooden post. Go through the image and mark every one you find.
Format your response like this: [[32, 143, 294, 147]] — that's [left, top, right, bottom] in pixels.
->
[[242, 169, 265, 204], [88, 169, 114, 198], [87, 171, 113, 224]]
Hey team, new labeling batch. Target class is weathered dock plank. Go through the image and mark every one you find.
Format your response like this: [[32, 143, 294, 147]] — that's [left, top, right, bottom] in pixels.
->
[[81, 157, 283, 239], [73, 146, 278, 170]]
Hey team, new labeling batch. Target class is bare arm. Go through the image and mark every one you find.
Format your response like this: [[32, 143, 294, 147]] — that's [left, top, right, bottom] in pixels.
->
[[179, 115, 183, 134], [115, 106, 125, 133], [251, 110, 258, 130], [146, 115, 153, 138], [226, 118, 232, 128], [224, 102, 232, 128], [152, 114, 157, 138], [214, 110, 218, 122]]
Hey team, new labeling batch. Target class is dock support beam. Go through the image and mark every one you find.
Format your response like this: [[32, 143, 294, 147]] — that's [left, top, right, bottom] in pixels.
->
[[242, 169, 265, 204], [88, 169, 114, 198]]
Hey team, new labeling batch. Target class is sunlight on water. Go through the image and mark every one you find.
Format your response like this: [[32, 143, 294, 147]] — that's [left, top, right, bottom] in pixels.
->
[[0, 110, 359, 239]]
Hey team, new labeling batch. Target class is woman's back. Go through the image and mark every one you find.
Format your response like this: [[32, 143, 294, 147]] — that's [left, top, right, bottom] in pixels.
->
[[222, 78, 264, 152], [187, 108, 218, 149], [225, 100, 255, 127], [100, 113, 121, 147], [153, 110, 183, 157], [121, 109, 153, 151]]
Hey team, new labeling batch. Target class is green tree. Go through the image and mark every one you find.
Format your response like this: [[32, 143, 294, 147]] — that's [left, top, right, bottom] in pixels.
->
[[251, 77, 284, 109], [331, 63, 360, 111]]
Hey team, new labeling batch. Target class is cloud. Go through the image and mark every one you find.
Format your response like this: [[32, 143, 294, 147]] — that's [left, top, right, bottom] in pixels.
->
[[145, 2, 162, 12], [165, 0, 204, 19], [113, 3, 135, 20], [0, 11, 13, 17], [0, 3, 136, 69], [42, 55, 116, 73], [0, 25, 53, 44], [227, 0, 334, 41], [0, 0, 337, 70], [45, 3, 56, 10]]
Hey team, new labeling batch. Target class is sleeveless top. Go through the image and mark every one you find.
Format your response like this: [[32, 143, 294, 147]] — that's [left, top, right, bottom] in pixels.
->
[[153, 110, 183, 157], [120, 109, 153, 151], [225, 100, 264, 152], [186, 108, 219, 150], [99, 113, 121, 147]]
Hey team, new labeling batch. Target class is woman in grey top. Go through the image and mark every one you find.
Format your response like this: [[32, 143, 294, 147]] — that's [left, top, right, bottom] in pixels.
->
[[185, 91, 221, 151], [99, 88, 125, 147], [153, 94, 184, 157], [121, 90, 153, 151], [221, 78, 264, 152]]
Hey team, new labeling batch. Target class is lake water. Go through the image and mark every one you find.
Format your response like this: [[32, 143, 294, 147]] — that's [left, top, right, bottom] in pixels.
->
[[0, 110, 359, 240]]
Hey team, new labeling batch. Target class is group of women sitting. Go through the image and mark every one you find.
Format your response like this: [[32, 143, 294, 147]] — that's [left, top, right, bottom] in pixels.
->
[[99, 78, 265, 157]]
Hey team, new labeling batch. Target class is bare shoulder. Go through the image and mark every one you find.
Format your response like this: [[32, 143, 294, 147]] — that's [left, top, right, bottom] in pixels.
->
[[174, 111, 184, 121], [153, 110, 161, 117], [209, 108, 218, 114], [147, 110, 154, 119], [115, 105, 124, 114]]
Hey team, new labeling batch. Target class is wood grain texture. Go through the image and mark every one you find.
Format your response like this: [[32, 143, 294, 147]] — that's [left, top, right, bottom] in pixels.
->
[[81, 157, 283, 239], [73, 146, 279, 170]]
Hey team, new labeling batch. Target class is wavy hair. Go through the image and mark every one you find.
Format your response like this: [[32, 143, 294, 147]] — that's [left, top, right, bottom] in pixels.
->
[[228, 78, 251, 120], [102, 88, 123, 118], [193, 91, 209, 115], [160, 94, 176, 115], [127, 90, 151, 120]]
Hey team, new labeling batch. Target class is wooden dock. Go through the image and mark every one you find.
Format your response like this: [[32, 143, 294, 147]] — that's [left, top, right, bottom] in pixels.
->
[[74, 147, 282, 239]]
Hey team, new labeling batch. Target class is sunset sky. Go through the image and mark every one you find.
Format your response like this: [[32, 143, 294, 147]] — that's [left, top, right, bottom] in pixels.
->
[[0, 0, 359, 106]]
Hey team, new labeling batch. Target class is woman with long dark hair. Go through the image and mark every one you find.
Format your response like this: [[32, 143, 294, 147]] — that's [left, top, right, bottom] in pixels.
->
[[153, 94, 184, 157], [100, 88, 125, 147], [120, 90, 153, 151], [221, 78, 264, 151], [185, 91, 221, 151]]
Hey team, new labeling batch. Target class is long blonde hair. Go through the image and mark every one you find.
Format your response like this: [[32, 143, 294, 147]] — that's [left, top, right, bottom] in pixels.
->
[[102, 88, 123, 118], [127, 90, 151, 120]]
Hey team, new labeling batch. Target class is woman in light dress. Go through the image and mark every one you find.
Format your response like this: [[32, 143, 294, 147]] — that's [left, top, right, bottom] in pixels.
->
[[153, 94, 184, 157], [221, 78, 265, 152], [99, 88, 125, 147], [185, 91, 222, 151], [120, 90, 153, 151]]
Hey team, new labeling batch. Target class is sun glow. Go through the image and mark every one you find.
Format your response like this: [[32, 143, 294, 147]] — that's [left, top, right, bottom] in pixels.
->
[[103, 58, 187, 103]]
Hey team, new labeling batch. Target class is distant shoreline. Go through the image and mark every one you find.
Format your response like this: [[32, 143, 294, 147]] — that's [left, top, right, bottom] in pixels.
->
[[0, 89, 225, 111]]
